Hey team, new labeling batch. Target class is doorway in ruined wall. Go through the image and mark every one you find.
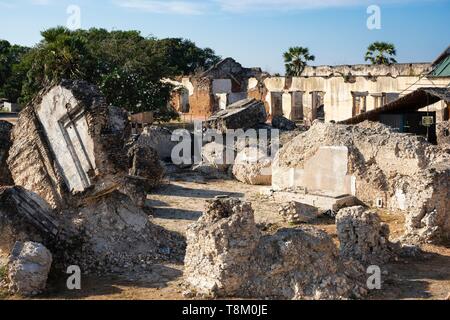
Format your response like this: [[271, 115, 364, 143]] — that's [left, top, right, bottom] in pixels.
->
[[351, 92, 368, 117], [271, 92, 283, 118], [310, 91, 325, 122], [291, 91, 304, 121]]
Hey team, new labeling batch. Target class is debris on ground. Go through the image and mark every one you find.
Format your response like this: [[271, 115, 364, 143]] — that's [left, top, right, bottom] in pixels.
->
[[61, 191, 185, 274], [184, 197, 366, 299], [278, 201, 320, 224]]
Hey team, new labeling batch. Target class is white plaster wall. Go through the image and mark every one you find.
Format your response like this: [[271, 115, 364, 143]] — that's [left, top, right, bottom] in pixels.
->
[[247, 77, 258, 90], [215, 93, 228, 110], [272, 146, 355, 196], [263, 76, 450, 122], [181, 78, 195, 96], [282, 92, 292, 119], [36, 87, 96, 193]]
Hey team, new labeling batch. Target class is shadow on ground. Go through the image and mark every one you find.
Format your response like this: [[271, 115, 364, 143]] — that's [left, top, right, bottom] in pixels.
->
[[44, 264, 183, 300]]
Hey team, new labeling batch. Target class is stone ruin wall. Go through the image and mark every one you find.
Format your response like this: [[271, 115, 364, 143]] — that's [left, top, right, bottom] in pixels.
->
[[273, 121, 450, 243]]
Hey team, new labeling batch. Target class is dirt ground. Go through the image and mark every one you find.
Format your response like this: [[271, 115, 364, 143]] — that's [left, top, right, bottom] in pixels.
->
[[2, 171, 450, 300]]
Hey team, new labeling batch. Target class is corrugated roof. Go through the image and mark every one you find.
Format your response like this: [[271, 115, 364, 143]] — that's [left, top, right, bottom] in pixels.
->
[[340, 87, 450, 125], [430, 55, 450, 77]]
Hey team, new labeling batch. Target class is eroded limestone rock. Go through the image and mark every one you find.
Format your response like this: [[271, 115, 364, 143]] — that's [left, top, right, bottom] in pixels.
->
[[336, 206, 393, 264], [185, 197, 366, 300], [278, 201, 319, 224], [273, 121, 450, 243], [137, 126, 177, 161], [232, 147, 272, 185], [62, 191, 185, 273], [7, 241, 52, 296]]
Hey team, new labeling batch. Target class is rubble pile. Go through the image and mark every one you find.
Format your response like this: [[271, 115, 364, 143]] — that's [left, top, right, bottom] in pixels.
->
[[0, 121, 13, 185], [278, 201, 319, 224], [336, 206, 393, 264], [275, 121, 450, 243], [185, 197, 366, 300], [61, 191, 185, 273], [5, 241, 52, 296], [0, 80, 183, 280]]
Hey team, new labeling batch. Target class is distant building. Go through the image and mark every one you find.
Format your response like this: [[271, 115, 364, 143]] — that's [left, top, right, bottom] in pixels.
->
[[0, 101, 22, 113], [429, 46, 450, 78], [341, 87, 450, 146], [170, 46, 450, 126]]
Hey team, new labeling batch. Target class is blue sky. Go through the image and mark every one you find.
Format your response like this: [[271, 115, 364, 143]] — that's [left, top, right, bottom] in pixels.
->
[[0, 0, 449, 73]]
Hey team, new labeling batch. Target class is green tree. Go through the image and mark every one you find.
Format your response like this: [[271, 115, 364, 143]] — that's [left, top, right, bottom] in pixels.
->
[[17, 27, 220, 120], [365, 42, 397, 65], [283, 46, 315, 77], [149, 38, 221, 75], [0, 40, 30, 102]]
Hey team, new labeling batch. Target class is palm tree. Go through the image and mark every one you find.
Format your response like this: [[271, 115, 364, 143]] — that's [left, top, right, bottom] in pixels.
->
[[283, 47, 315, 76], [365, 42, 397, 65]]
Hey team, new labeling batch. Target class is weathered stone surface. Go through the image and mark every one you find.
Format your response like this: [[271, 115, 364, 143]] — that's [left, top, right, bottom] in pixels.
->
[[232, 147, 272, 185], [185, 197, 260, 296], [0, 121, 13, 185], [201, 141, 233, 173], [62, 191, 185, 273], [205, 98, 267, 133], [7, 80, 132, 209], [437, 120, 450, 150], [274, 121, 450, 243], [337, 206, 392, 264], [185, 197, 366, 299], [272, 115, 297, 131], [278, 201, 319, 224], [0, 186, 60, 255], [137, 126, 177, 161], [127, 142, 165, 191], [7, 241, 52, 296]]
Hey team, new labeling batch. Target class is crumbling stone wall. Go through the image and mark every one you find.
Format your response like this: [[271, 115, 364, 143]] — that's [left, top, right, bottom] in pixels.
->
[[188, 78, 214, 117], [0, 121, 13, 185], [185, 197, 366, 299], [274, 121, 450, 243], [337, 206, 392, 264], [7, 80, 147, 209]]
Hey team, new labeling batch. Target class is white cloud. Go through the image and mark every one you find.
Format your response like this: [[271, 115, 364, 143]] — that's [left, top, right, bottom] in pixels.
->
[[115, 0, 207, 15], [215, 0, 417, 13]]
